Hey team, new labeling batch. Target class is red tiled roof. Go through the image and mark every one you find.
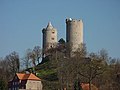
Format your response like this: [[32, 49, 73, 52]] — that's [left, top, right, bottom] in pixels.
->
[[81, 83, 98, 90], [16, 73, 41, 81], [81, 83, 89, 90]]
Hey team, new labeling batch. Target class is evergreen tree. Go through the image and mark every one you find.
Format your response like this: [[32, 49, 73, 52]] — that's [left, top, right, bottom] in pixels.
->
[[74, 79, 83, 90], [0, 78, 6, 90]]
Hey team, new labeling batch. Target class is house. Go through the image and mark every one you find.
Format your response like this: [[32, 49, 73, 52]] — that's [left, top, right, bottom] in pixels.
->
[[81, 83, 98, 90], [8, 73, 42, 90], [63, 83, 98, 90]]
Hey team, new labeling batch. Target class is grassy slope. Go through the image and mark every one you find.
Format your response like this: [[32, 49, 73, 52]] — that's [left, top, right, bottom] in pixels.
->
[[34, 57, 59, 90]]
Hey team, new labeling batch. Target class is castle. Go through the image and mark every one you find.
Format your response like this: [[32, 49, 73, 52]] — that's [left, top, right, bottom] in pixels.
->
[[42, 18, 83, 56]]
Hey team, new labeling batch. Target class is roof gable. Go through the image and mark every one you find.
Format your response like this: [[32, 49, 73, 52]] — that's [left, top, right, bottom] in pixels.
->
[[16, 73, 41, 81], [27, 73, 41, 80]]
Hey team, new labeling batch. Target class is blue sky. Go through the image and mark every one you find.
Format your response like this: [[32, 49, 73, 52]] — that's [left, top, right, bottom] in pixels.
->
[[0, 0, 120, 58]]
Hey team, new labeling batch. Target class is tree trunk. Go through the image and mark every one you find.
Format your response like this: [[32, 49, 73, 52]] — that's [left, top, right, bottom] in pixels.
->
[[89, 81, 91, 90]]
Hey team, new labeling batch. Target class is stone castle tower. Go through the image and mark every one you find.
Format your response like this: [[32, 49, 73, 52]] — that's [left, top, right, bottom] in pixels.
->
[[42, 22, 57, 55], [66, 18, 83, 52], [42, 18, 83, 56]]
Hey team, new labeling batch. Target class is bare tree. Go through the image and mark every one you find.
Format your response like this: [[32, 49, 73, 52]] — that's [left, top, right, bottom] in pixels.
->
[[22, 49, 32, 69], [0, 58, 10, 80], [108, 59, 120, 90], [99, 49, 108, 61], [29, 50, 36, 67], [33, 46, 42, 64], [5, 51, 20, 75], [78, 57, 106, 90], [27, 46, 42, 67]]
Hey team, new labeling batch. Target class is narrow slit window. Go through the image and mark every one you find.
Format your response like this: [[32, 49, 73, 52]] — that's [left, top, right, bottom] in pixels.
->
[[51, 38, 54, 40], [52, 31, 55, 34]]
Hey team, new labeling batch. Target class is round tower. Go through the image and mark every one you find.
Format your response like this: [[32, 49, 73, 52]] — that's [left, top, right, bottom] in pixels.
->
[[42, 22, 57, 54], [66, 18, 83, 52]]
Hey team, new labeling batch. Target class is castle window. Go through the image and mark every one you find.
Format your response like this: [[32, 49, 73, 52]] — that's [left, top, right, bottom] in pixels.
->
[[51, 38, 54, 40], [52, 31, 55, 34]]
